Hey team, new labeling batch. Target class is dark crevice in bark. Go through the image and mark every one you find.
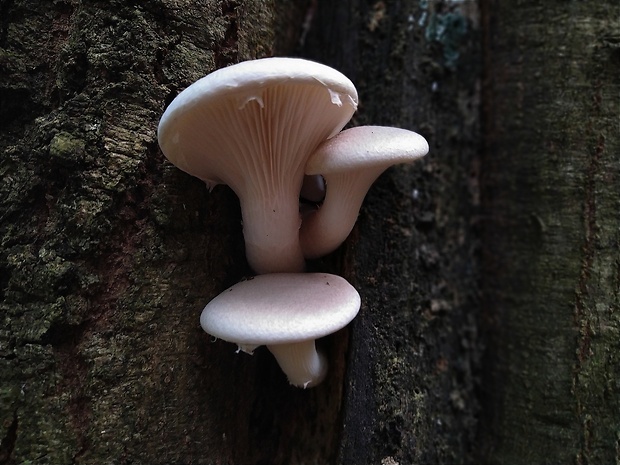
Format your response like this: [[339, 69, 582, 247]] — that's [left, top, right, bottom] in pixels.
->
[[476, 0, 501, 457], [0, 0, 14, 46], [0, 410, 18, 465], [41, 320, 92, 461], [215, 1, 240, 68]]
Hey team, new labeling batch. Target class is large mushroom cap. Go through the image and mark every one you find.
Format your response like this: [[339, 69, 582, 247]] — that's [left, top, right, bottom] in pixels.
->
[[157, 57, 359, 274], [200, 273, 360, 346], [157, 57, 358, 187]]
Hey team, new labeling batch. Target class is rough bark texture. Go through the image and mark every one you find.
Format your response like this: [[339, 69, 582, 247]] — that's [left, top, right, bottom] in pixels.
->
[[480, 1, 620, 463], [0, 0, 480, 464], [301, 1, 481, 463]]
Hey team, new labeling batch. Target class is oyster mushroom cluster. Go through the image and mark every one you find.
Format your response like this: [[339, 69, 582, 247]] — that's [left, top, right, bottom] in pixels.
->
[[157, 57, 428, 388]]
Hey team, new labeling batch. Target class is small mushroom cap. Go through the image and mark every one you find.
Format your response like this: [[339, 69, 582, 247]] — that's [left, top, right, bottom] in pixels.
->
[[305, 126, 429, 175], [200, 273, 360, 346]]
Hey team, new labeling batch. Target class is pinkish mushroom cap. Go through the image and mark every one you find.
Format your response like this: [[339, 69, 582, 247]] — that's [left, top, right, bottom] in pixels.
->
[[200, 273, 361, 388], [300, 126, 429, 259], [158, 58, 358, 273]]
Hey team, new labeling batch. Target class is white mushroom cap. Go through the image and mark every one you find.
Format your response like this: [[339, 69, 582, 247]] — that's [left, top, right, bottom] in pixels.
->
[[158, 58, 358, 274], [300, 126, 429, 259], [201, 273, 360, 344], [200, 273, 361, 388]]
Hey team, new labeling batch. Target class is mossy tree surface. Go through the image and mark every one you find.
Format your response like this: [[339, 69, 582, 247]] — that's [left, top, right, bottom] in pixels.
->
[[1, 0, 480, 464], [480, 1, 620, 463]]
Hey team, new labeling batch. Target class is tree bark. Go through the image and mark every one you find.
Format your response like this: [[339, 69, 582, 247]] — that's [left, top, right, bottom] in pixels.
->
[[301, 1, 481, 463], [480, 1, 620, 463], [0, 0, 480, 464]]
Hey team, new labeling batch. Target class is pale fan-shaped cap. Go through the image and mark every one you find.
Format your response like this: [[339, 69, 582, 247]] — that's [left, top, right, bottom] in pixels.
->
[[201, 273, 361, 388], [301, 126, 429, 259], [158, 58, 358, 274]]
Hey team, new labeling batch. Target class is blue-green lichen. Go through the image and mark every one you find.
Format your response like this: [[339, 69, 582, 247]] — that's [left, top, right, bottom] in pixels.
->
[[424, 4, 469, 69]]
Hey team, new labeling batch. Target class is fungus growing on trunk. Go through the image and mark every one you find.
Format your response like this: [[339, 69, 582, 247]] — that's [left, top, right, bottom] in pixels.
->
[[300, 126, 429, 259], [200, 273, 361, 388], [157, 58, 358, 273]]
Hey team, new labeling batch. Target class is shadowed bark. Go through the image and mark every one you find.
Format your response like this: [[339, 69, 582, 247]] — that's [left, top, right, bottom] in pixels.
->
[[479, 1, 620, 463], [301, 1, 481, 463]]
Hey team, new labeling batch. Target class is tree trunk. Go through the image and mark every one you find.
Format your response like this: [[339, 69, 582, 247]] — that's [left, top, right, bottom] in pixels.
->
[[0, 1, 480, 464], [479, 1, 620, 463], [301, 1, 481, 463]]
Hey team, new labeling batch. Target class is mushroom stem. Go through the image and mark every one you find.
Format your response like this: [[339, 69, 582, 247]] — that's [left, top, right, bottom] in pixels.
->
[[240, 192, 306, 274], [300, 170, 377, 259], [267, 339, 327, 388]]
